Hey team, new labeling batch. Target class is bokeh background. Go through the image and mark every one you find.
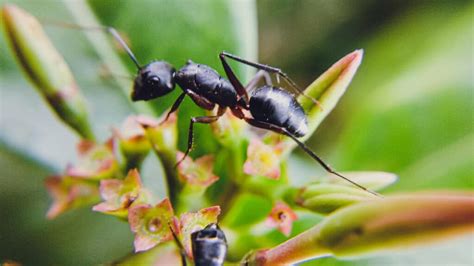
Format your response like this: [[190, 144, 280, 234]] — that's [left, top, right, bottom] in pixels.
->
[[0, 0, 472, 265]]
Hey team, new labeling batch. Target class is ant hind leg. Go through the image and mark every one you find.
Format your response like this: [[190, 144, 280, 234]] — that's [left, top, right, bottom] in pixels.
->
[[243, 117, 381, 197], [245, 70, 272, 94], [220, 52, 322, 109]]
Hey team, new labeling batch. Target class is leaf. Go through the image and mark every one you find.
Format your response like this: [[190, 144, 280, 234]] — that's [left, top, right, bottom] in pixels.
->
[[281, 50, 363, 155], [244, 192, 474, 265]]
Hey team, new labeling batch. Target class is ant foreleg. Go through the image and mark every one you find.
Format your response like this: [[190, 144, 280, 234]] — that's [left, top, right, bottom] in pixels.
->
[[42, 20, 141, 69], [176, 107, 227, 167], [160, 93, 186, 125], [242, 118, 381, 197], [220, 52, 322, 108]]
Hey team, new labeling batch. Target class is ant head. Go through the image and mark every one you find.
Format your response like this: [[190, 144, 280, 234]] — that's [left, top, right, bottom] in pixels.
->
[[191, 223, 226, 242], [131, 61, 176, 101]]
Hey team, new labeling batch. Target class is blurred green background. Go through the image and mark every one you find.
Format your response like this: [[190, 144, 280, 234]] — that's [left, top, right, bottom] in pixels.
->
[[0, 0, 472, 265]]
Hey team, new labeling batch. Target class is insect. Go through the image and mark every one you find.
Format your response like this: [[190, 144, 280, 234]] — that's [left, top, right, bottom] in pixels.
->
[[61, 24, 379, 197], [170, 223, 227, 266]]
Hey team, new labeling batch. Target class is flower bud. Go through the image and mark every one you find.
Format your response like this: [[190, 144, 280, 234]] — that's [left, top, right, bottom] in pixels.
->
[[2, 4, 94, 139]]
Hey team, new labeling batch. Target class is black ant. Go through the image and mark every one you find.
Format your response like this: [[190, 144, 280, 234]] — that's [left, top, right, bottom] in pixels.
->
[[55, 23, 379, 197], [170, 223, 227, 266]]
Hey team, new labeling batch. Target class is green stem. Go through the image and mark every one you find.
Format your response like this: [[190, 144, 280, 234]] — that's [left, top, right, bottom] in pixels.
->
[[156, 149, 181, 207], [219, 139, 245, 215]]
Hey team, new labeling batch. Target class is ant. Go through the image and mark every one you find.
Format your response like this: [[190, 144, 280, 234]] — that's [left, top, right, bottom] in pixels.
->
[[170, 223, 227, 266], [55, 23, 379, 197]]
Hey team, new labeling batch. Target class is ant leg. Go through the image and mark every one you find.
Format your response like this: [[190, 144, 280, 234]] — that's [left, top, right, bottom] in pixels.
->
[[220, 52, 322, 108], [176, 107, 226, 166], [186, 90, 215, 110], [159, 92, 186, 125], [42, 20, 141, 69], [219, 53, 250, 106], [245, 70, 272, 94], [243, 118, 381, 197]]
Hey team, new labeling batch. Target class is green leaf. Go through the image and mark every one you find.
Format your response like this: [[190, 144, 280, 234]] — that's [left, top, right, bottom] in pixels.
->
[[281, 50, 363, 155]]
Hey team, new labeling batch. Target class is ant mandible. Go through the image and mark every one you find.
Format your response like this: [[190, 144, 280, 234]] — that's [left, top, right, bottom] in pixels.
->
[[76, 25, 379, 197]]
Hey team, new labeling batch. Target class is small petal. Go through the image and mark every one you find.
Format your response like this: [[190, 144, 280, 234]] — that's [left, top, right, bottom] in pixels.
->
[[265, 202, 298, 236], [176, 152, 219, 188]]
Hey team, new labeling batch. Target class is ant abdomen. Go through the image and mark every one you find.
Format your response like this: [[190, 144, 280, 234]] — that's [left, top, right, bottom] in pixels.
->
[[250, 85, 308, 137], [132, 61, 175, 101]]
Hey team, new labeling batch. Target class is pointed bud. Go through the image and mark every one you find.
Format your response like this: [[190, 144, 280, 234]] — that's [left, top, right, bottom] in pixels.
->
[[2, 4, 94, 139], [297, 184, 377, 215]]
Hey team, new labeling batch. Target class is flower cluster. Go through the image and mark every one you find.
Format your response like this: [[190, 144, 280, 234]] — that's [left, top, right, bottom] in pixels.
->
[[7, 10, 464, 264]]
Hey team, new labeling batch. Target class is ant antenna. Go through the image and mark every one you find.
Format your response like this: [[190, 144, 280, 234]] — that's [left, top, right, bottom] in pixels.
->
[[41, 19, 142, 69], [169, 223, 187, 266], [220, 52, 322, 109]]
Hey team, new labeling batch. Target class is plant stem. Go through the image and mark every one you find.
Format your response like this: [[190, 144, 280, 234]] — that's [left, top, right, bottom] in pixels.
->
[[219, 139, 245, 215], [243, 225, 331, 265]]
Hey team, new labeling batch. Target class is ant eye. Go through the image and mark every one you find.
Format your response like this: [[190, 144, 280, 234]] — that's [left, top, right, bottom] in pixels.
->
[[147, 76, 160, 86]]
